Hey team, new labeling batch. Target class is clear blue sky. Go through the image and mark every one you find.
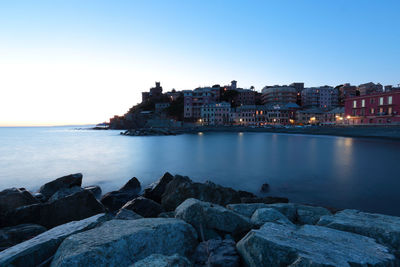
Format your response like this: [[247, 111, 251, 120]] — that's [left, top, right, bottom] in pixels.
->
[[1, 0, 399, 125]]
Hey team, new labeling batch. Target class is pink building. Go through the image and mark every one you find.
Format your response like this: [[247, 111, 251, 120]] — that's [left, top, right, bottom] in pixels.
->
[[344, 90, 400, 124], [183, 87, 220, 120]]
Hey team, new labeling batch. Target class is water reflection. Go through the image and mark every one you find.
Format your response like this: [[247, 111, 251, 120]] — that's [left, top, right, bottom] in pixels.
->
[[0, 127, 400, 216]]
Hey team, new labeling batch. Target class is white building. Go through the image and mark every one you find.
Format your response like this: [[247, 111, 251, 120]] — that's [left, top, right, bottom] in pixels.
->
[[200, 102, 232, 125]]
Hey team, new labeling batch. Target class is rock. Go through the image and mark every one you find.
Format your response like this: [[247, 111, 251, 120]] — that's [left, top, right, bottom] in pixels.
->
[[236, 222, 396, 267], [250, 208, 293, 227], [133, 254, 192, 267], [143, 172, 174, 203], [115, 208, 143, 220], [161, 176, 242, 211], [264, 203, 297, 222], [226, 203, 268, 217], [260, 183, 269, 193], [0, 188, 39, 215], [237, 190, 256, 199], [121, 196, 164, 218], [101, 177, 141, 212], [317, 209, 400, 253], [264, 203, 332, 225], [2, 190, 105, 228], [240, 196, 288, 204], [33, 193, 46, 203], [48, 186, 83, 202], [158, 211, 175, 218], [50, 218, 198, 266], [175, 199, 252, 241], [192, 239, 240, 267], [0, 224, 47, 251], [0, 214, 107, 267], [39, 173, 83, 200], [83, 185, 102, 199], [296, 204, 331, 225]]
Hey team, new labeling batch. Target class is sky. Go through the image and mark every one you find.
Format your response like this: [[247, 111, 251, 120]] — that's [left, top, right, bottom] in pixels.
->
[[0, 0, 399, 126]]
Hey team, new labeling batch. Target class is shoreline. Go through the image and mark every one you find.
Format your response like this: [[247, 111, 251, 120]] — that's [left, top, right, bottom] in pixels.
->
[[1, 172, 400, 266], [112, 125, 400, 141]]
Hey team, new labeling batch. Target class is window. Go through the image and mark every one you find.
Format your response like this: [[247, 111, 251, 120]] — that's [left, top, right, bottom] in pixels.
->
[[371, 108, 374, 114], [388, 107, 393, 115], [362, 99, 365, 107], [379, 97, 384, 105], [388, 96, 393, 105], [370, 98, 374, 104], [353, 100, 357, 108]]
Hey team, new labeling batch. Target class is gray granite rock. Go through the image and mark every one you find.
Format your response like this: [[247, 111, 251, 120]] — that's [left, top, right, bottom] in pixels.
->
[[100, 177, 141, 212], [48, 186, 83, 202], [3, 190, 105, 229], [266, 203, 331, 225], [318, 209, 400, 253], [83, 185, 102, 199], [143, 172, 174, 203], [133, 253, 192, 267], [39, 173, 83, 200], [226, 203, 268, 217], [237, 222, 396, 267], [175, 199, 252, 240], [0, 214, 107, 267], [115, 208, 143, 220], [250, 208, 293, 227], [121, 196, 164, 218], [50, 218, 198, 266], [0, 224, 47, 251], [0, 188, 39, 215], [192, 239, 239, 267]]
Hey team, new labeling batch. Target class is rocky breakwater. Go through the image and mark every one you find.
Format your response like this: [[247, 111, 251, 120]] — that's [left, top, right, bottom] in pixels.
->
[[0, 172, 399, 266], [121, 128, 179, 136]]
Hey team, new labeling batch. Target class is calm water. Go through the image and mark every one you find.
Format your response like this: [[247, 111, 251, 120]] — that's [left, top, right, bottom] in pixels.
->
[[1, 126, 400, 216]]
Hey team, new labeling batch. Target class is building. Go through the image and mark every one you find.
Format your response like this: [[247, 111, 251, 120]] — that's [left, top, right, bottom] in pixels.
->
[[264, 103, 299, 125], [166, 90, 181, 101], [296, 108, 325, 125], [338, 83, 358, 106], [234, 88, 256, 105], [261, 86, 297, 105], [344, 90, 400, 124], [183, 87, 220, 120], [321, 107, 345, 125], [142, 82, 164, 102], [301, 86, 339, 109], [200, 102, 232, 125], [234, 105, 257, 125], [290, 82, 305, 105], [358, 82, 383, 96], [155, 103, 170, 112]]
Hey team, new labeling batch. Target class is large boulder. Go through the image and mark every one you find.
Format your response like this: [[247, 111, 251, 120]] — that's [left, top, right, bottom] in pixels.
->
[[101, 177, 141, 212], [50, 218, 198, 266], [115, 208, 143, 220], [48, 186, 83, 202], [0, 224, 47, 251], [0, 214, 107, 267], [250, 208, 292, 227], [83, 185, 102, 199], [39, 173, 83, 200], [192, 239, 240, 267], [0, 188, 39, 215], [133, 254, 192, 267], [2, 190, 105, 228], [237, 222, 396, 267], [175, 198, 252, 240], [161, 176, 243, 211], [318, 209, 400, 253], [226, 203, 268, 218], [121, 196, 164, 218], [265, 203, 331, 224], [143, 172, 174, 203]]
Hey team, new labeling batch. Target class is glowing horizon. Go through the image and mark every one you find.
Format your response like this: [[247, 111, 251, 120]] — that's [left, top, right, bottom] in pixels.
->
[[1, 0, 399, 126]]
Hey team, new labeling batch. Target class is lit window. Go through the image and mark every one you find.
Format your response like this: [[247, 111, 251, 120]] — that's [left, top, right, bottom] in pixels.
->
[[371, 108, 374, 114], [361, 99, 365, 107], [388, 107, 392, 115], [388, 96, 392, 105], [379, 97, 384, 105], [353, 100, 357, 108]]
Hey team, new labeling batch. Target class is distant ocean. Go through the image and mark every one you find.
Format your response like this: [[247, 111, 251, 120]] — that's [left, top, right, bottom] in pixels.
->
[[1, 126, 400, 216]]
